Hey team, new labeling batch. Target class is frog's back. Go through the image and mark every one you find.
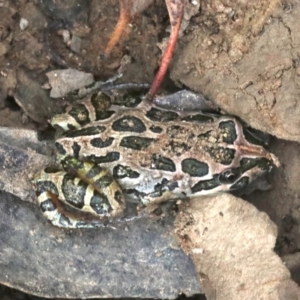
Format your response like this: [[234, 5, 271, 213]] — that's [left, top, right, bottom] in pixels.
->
[[56, 99, 275, 203]]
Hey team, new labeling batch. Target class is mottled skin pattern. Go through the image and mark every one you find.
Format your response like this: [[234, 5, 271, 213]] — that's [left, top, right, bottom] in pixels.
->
[[33, 92, 278, 228]]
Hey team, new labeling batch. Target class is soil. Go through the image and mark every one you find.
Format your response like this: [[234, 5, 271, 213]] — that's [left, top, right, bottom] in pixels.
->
[[1, 0, 300, 299]]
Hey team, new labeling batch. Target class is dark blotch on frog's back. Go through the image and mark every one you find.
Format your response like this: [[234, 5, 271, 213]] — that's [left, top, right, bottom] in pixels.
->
[[146, 107, 179, 122], [167, 140, 191, 156], [181, 158, 209, 177], [149, 125, 163, 133], [85, 152, 120, 164], [113, 164, 140, 179], [95, 110, 115, 120], [120, 136, 156, 150], [204, 146, 236, 165], [90, 137, 114, 148], [64, 125, 106, 138], [218, 120, 237, 144], [91, 92, 116, 120], [112, 116, 146, 133], [124, 188, 146, 199], [114, 90, 144, 108], [68, 104, 90, 126], [240, 157, 273, 172], [151, 154, 176, 172]]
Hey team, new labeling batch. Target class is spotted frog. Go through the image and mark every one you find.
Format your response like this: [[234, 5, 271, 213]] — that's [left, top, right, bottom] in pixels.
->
[[33, 91, 279, 228]]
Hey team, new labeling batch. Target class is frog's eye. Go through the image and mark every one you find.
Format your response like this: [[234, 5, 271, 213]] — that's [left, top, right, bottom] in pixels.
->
[[218, 169, 241, 184]]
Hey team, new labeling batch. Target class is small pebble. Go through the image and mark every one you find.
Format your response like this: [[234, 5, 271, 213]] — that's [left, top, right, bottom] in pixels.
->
[[19, 18, 29, 30]]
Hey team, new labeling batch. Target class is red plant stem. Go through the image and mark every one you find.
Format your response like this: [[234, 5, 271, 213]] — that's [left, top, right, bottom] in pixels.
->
[[104, 0, 130, 56], [147, 0, 184, 98]]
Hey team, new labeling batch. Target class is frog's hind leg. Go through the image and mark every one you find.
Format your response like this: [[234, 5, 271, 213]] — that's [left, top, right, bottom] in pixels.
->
[[61, 156, 126, 216], [33, 170, 99, 228], [33, 167, 124, 228]]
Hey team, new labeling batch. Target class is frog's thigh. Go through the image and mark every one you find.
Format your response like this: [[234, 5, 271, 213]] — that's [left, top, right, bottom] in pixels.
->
[[61, 157, 126, 217]]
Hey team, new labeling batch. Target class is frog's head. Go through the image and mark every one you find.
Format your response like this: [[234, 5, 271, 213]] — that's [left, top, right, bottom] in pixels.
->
[[216, 152, 279, 195], [219, 120, 279, 194], [189, 116, 279, 196]]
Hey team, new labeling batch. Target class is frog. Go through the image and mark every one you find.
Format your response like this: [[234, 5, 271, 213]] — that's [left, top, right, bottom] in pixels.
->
[[32, 90, 279, 228]]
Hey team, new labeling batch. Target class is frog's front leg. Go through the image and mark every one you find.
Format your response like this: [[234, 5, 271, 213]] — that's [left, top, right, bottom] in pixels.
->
[[33, 158, 125, 228]]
